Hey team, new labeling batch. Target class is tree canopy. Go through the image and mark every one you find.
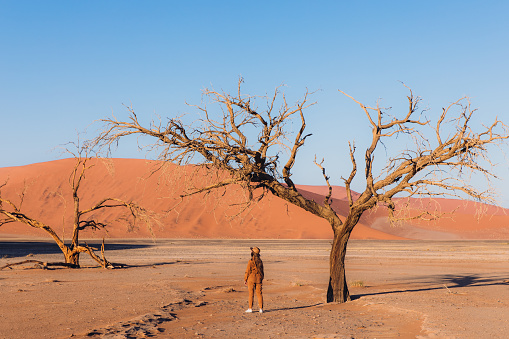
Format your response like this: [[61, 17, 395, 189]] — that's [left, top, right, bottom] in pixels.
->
[[94, 79, 509, 302]]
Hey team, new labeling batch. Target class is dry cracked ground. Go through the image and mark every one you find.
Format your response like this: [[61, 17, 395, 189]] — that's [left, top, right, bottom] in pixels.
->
[[1, 239, 509, 338]]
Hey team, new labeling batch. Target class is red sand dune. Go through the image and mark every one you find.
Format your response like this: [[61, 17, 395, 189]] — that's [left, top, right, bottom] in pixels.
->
[[1, 158, 508, 240]]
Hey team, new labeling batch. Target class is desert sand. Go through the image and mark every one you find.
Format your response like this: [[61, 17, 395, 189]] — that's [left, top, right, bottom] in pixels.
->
[[2, 159, 509, 338], [2, 238, 509, 338], [1, 158, 508, 241]]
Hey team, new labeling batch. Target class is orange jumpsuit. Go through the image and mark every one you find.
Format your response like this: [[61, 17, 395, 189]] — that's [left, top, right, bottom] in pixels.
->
[[244, 258, 264, 309]]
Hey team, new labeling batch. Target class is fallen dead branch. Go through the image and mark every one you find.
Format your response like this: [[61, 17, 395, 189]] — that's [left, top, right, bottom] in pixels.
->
[[0, 260, 78, 270]]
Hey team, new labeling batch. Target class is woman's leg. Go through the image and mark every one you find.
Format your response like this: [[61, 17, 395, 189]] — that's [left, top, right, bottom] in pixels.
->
[[256, 283, 263, 310], [248, 281, 255, 309]]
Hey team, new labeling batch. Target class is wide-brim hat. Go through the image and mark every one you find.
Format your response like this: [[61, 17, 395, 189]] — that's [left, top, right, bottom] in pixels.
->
[[250, 246, 260, 254]]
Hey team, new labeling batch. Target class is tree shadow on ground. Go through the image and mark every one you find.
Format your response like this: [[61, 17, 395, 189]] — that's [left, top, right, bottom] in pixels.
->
[[0, 241, 153, 258], [352, 273, 509, 300], [124, 260, 198, 268], [267, 302, 324, 312]]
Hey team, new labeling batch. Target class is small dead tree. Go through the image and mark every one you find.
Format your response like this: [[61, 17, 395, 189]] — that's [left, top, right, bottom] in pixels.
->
[[94, 79, 509, 301], [0, 148, 154, 268]]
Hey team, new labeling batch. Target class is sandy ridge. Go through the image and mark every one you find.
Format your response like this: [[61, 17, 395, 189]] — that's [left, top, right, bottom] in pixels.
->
[[1, 158, 508, 241]]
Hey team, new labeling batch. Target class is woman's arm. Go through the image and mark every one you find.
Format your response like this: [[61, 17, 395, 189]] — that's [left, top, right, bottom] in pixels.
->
[[244, 260, 252, 283]]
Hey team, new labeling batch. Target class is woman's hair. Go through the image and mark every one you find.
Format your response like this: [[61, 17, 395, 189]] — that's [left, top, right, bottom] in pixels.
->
[[251, 251, 264, 279]]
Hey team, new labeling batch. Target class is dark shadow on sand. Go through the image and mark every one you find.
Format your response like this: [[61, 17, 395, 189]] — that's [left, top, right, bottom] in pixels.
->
[[267, 302, 323, 312], [0, 241, 153, 258], [352, 273, 509, 300], [123, 261, 195, 269]]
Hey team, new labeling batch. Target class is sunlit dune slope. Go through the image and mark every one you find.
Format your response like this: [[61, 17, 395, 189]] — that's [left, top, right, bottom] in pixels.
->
[[1, 159, 507, 240]]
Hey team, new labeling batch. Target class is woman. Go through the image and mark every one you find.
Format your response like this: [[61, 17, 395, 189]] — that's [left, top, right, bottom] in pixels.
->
[[244, 246, 264, 313]]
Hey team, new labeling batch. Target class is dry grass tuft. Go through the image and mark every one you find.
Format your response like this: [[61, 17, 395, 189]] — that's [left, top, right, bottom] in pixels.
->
[[349, 280, 365, 287]]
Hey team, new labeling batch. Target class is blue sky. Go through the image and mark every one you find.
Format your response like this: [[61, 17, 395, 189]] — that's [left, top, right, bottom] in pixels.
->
[[1, 1, 509, 206]]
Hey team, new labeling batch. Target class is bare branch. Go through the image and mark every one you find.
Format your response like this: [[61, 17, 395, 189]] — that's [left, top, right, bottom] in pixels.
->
[[313, 156, 333, 207], [342, 142, 357, 207], [283, 91, 313, 190]]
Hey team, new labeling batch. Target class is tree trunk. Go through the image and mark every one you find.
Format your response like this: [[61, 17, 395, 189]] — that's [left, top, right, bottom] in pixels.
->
[[327, 228, 351, 303], [61, 245, 80, 268], [69, 185, 81, 267], [65, 251, 80, 267]]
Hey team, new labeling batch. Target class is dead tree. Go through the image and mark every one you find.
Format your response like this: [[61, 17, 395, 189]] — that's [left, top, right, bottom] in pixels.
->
[[0, 149, 153, 268], [94, 78, 509, 301]]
